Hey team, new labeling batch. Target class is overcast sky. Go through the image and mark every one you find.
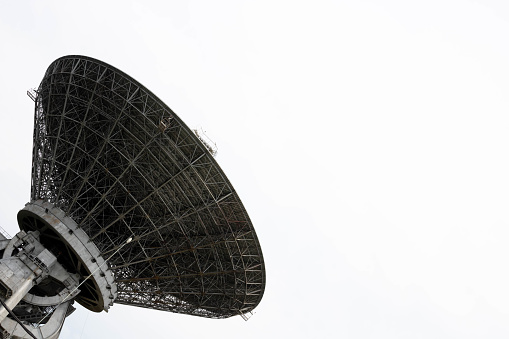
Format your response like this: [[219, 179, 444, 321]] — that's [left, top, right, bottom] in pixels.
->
[[2, 0, 509, 338]]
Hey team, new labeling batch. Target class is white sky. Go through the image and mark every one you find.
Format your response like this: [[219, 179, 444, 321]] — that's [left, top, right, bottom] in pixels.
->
[[1, 0, 509, 337]]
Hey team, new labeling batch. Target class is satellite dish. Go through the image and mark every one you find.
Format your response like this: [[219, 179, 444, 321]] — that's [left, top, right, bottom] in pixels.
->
[[0, 56, 265, 338]]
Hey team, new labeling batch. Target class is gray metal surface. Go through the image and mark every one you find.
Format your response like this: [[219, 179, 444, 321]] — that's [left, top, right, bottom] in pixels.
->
[[18, 201, 116, 312], [0, 231, 79, 338], [27, 56, 265, 318]]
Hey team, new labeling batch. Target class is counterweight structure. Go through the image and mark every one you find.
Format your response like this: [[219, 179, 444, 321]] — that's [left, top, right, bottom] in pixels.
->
[[0, 56, 265, 338]]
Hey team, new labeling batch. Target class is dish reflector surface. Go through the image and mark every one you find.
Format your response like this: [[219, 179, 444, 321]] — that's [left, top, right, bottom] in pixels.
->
[[25, 55, 265, 318]]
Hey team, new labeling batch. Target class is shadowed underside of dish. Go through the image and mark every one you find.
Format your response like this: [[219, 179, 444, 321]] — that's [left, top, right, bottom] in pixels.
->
[[28, 55, 265, 318]]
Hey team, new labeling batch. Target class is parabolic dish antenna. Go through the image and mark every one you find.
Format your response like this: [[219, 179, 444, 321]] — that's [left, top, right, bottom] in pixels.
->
[[0, 55, 265, 338]]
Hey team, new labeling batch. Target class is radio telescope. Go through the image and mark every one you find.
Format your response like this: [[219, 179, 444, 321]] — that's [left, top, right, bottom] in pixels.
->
[[0, 56, 265, 338]]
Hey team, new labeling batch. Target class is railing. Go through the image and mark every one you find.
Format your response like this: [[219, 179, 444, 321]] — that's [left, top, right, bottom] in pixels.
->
[[0, 226, 11, 240], [193, 128, 218, 156], [239, 310, 254, 321], [27, 88, 37, 102]]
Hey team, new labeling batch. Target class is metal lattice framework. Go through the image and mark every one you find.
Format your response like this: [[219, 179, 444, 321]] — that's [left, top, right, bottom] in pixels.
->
[[26, 55, 265, 318]]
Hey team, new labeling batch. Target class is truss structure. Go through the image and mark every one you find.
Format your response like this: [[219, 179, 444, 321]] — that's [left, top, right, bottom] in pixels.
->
[[24, 56, 265, 319]]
